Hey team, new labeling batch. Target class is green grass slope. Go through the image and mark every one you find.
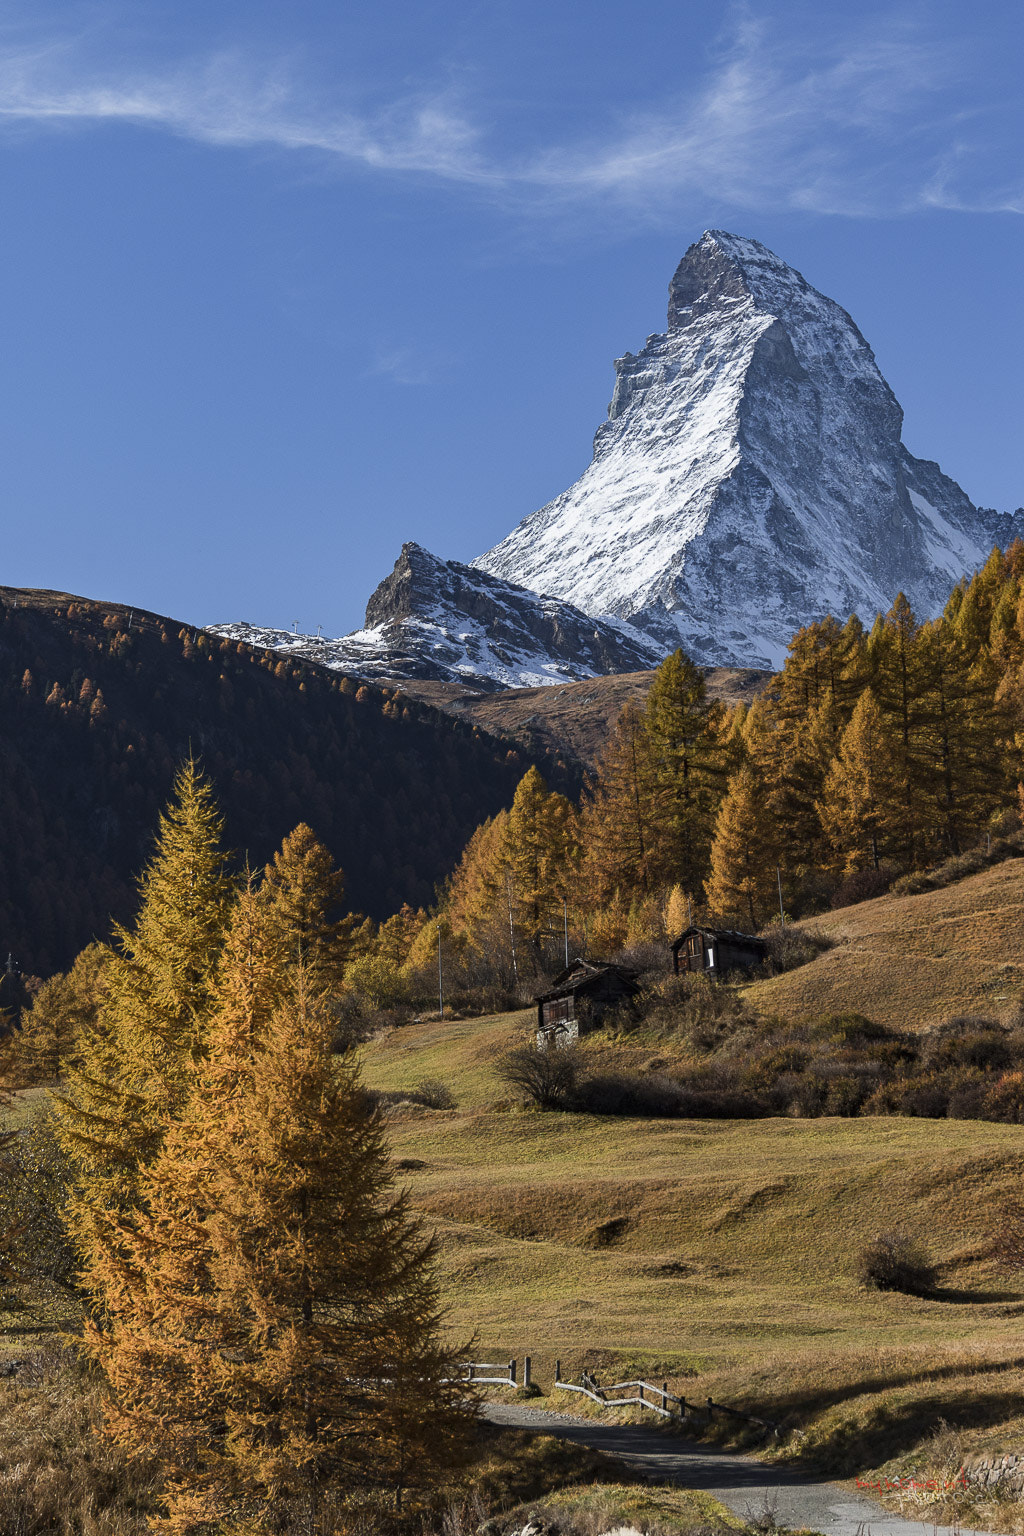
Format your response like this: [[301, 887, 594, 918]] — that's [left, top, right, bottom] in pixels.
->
[[362, 1009, 1024, 1473]]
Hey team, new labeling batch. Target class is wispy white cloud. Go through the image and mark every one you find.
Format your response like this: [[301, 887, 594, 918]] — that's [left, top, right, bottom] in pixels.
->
[[0, 12, 1017, 219], [0, 39, 491, 179], [367, 347, 438, 387]]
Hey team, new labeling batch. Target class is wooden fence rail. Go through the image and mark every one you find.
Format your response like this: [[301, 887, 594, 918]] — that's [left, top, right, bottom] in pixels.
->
[[454, 1357, 531, 1389], [456, 1356, 778, 1435]]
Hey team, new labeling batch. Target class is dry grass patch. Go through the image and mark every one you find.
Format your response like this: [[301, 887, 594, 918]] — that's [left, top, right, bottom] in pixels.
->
[[743, 858, 1024, 1029], [362, 1013, 1024, 1475], [0, 1346, 157, 1536]]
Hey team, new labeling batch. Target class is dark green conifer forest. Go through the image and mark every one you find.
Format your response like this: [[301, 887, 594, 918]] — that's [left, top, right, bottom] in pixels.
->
[[0, 589, 570, 978]]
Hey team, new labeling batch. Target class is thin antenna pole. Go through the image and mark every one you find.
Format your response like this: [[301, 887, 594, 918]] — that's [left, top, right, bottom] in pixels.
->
[[437, 924, 444, 1020], [506, 874, 519, 985], [776, 865, 785, 926]]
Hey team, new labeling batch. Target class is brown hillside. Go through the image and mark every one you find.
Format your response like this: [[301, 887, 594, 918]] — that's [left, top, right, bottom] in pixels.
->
[[399, 666, 770, 770], [744, 858, 1024, 1030], [0, 586, 568, 977]]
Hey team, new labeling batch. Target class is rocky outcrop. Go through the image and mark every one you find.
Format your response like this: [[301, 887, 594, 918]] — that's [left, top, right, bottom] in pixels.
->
[[210, 544, 662, 691]]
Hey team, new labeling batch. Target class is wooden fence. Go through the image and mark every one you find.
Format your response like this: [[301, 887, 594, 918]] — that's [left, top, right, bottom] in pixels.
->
[[457, 1357, 778, 1436], [456, 1357, 532, 1389]]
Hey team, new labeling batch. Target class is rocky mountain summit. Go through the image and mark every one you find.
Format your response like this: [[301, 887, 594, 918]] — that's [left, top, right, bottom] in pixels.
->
[[216, 232, 1020, 682], [209, 543, 662, 690], [477, 230, 1022, 668]]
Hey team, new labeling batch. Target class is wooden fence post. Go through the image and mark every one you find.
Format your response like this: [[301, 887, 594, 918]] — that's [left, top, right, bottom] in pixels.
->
[[555, 1359, 561, 1383], [509, 1358, 517, 1387], [524, 1357, 532, 1389], [662, 1381, 668, 1413]]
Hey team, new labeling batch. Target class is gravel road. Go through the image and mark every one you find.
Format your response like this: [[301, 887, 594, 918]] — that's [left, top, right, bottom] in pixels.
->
[[483, 1401, 997, 1536]]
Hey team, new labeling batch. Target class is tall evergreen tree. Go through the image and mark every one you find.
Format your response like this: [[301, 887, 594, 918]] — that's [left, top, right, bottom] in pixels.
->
[[505, 767, 576, 963], [818, 691, 903, 871], [262, 823, 349, 992], [4, 942, 109, 1087], [91, 971, 470, 1532], [642, 650, 728, 895], [580, 702, 656, 906], [705, 766, 779, 930], [916, 614, 1008, 854], [867, 593, 932, 863], [55, 759, 232, 1207]]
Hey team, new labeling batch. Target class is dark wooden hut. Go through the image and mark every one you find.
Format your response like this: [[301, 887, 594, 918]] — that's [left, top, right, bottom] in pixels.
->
[[671, 926, 767, 979], [535, 959, 640, 1049]]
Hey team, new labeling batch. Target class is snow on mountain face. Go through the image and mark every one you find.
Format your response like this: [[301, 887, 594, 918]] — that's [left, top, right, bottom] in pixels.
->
[[209, 543, 662, 692], [475, 230, 1021, 669]]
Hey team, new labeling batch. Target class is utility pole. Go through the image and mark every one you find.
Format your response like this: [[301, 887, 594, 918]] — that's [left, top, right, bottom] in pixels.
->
[[563, 898, 569, 968], [437, 923, 444, 1020], [776, 865, 785, 926], [506, 874, 519, 986]]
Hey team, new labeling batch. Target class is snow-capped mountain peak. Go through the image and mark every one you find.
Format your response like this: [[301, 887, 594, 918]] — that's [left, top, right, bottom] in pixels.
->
[[212, 232, 1020, 688], [474, 230, 1017, 668]]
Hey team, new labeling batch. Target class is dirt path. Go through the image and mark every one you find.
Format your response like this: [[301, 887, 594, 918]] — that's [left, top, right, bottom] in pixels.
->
[[484, 1402, 995, 1536]]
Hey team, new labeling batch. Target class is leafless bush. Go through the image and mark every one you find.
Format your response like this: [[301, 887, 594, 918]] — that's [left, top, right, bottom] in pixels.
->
[[496, 1045, 581, 1111], [760, 922, 834, 973], [830, 866, 896, 908], [857, 1229, 935, 1294], [607, 940, 671, 980], [415, 1079, 458, 1110], [922, 1017, 1013, 1072]]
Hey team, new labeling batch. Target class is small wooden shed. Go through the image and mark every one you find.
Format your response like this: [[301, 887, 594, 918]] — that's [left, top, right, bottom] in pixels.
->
[[535, 960, 640, 1050], [671, 926, 767, 979]]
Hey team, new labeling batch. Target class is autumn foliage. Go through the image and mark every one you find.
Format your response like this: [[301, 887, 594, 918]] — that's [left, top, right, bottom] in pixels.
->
[[48, 767, 469, 1530]]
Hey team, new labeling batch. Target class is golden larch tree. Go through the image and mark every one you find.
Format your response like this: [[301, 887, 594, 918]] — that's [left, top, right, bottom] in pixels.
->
[[705, 765, 779, 930]]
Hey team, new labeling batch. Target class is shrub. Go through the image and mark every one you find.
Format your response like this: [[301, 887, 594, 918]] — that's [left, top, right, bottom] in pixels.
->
[[573, 1071, 690, 1118], [497, 1044, 581, 1111], [414, 1078, 458, 1110], [343, 952, 409, 1009], [812, 1013, 892, 1047], [922, 1017, 1014, 1073], [943, 1069, 991, 1120], [864, 1074, 950, 1118], [857, 1229, 936, 1294], [760, 923, 833, 973], [607, 940, 670, 980], [831, 867, 896, 908], [984, 1071, 1024, 1124]]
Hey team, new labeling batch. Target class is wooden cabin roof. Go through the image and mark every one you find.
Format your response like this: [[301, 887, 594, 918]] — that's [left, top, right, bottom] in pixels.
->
[[671, 926, 767, 951], [535, 959, 640, 1004]]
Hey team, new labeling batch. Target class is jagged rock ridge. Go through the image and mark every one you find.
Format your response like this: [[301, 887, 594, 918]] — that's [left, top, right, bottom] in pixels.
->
[[209, 543, 662, 691], [475, 230, 1022, 668]]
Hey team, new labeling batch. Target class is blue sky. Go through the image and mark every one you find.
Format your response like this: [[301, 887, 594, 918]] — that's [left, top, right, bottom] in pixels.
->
[[0, 0, 1020, 634]]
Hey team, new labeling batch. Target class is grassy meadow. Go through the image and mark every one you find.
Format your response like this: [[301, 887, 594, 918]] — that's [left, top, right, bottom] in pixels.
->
[[362, 1000, 1024, 1482], [744, 857, 1024, 1030]]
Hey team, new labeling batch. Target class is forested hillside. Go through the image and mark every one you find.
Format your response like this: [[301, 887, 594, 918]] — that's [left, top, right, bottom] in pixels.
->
[[0, 587, 565, 978], [337, 543, 1024, 1007]]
